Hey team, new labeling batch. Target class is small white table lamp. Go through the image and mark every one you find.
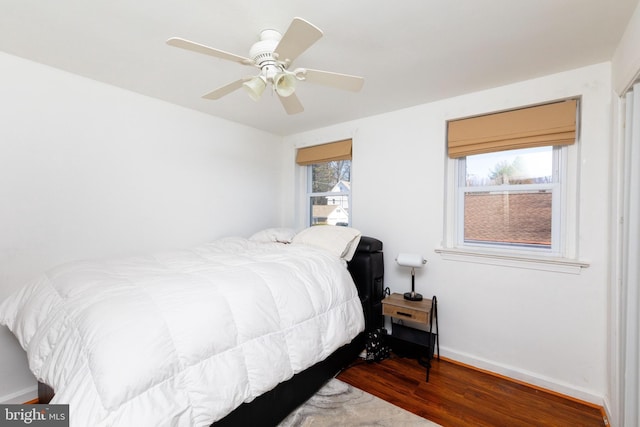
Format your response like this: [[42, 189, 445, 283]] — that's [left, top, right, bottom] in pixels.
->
[[396, 253, 427, 301]]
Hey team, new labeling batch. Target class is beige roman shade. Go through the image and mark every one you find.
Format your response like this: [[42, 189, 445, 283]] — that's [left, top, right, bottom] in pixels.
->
[[447, 99, 578, 158], [296, 139, 352, 165]]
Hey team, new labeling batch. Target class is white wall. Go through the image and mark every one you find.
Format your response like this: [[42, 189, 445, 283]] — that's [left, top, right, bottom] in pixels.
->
[[613, 1, 640, 94], [284, 62, 612, 404], [0, 52, 283, 402]]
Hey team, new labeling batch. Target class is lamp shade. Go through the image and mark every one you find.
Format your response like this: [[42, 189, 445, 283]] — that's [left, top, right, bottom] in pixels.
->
[[243, 76, 267, 101], [274, 73, 297, 97], [396, 253, 426, 268]]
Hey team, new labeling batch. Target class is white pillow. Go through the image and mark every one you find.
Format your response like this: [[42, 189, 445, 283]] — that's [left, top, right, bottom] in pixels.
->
[[291, 226, 362, 261], [249, 227, 298, 244]]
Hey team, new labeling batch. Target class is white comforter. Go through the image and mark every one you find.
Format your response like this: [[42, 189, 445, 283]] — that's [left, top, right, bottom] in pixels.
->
[[0, 237, 365, 426]]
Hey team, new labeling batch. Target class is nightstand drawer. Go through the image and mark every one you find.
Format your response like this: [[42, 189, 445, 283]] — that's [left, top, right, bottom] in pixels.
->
[[383, 304, 428, 323]]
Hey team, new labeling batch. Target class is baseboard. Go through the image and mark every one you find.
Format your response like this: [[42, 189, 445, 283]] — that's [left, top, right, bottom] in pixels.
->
[[440, 347, 605, 407], [0, 385, 37, 404], [602, 396, 614, 426]]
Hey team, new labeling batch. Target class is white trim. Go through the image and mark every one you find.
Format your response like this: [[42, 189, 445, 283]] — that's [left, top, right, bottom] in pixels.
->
[[0, 385, 37, 404], [305, 162, 352, 227], [608, 93, 626, 427], [435, 247, 589, 274], [603, 397, 614, 427], [455, 146, 563, 255], [620, 82, 640, 427], [440, 346, 604, 406]]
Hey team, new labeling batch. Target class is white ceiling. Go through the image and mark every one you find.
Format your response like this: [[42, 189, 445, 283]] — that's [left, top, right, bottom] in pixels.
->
[[1, 0, 637, 135]]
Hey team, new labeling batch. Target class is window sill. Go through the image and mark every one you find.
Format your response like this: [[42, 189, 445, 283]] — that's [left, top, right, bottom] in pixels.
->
[[434, 247, 590, 274]]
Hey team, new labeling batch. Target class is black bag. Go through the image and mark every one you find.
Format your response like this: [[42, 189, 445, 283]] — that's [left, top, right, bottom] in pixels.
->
[[365, 328, 390, 362]]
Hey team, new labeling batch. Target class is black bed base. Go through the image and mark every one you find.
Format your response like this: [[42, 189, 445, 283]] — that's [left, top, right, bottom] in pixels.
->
[[213, 333, 364, 427]]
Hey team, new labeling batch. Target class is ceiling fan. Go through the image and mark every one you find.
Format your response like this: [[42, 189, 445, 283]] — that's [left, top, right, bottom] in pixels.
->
[[167, 17, 364, 115]]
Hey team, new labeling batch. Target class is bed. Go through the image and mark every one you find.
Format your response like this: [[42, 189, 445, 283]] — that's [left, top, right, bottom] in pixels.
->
[[0, 226, 384, 427]]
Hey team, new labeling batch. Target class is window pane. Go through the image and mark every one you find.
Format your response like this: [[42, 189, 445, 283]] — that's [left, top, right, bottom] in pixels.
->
[[465, 146, 553, 186], [311, 161, 351, 192], [464, 190, 552, 248], [309, 196, 350, 226], [308, 160, 351, 227]]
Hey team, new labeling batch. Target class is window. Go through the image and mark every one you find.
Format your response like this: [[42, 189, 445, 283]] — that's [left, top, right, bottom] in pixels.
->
[[307, 161, 351, 226], [444, 99, 579, 260], [457, 146, 561, 253], [296, 139, 352, 227]]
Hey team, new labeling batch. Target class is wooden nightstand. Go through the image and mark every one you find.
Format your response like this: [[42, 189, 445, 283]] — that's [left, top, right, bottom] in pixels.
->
[[382, 293, 439, 381]]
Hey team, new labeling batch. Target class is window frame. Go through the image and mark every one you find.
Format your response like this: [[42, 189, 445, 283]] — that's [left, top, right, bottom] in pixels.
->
[[454, 146, 564, 255], [305, 160, 352, 227]]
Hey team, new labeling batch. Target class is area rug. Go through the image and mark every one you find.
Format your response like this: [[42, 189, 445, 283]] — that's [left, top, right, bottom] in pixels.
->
[[278, 378, 440, 426]]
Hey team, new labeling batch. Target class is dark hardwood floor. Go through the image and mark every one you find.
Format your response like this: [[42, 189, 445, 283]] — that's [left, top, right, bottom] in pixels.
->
[[336, 355, 606, 427]]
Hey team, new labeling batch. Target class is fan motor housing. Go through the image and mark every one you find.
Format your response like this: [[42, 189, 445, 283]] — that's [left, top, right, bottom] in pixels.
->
[[249, 29, 283, 68]]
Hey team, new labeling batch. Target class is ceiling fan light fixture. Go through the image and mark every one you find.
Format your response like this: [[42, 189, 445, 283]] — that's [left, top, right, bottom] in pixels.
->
[[168, 17, 364, 114], [273, 72, 297, 97], [242, 76, 267, 101]]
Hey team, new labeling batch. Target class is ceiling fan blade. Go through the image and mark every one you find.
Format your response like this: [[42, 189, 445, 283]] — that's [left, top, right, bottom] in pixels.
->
[[202, 79, 247, 100], [167, 37, 254, 66], [299, 68, 364, 92], [274, 18, 323, 64], [279, 92, 304, 115]]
